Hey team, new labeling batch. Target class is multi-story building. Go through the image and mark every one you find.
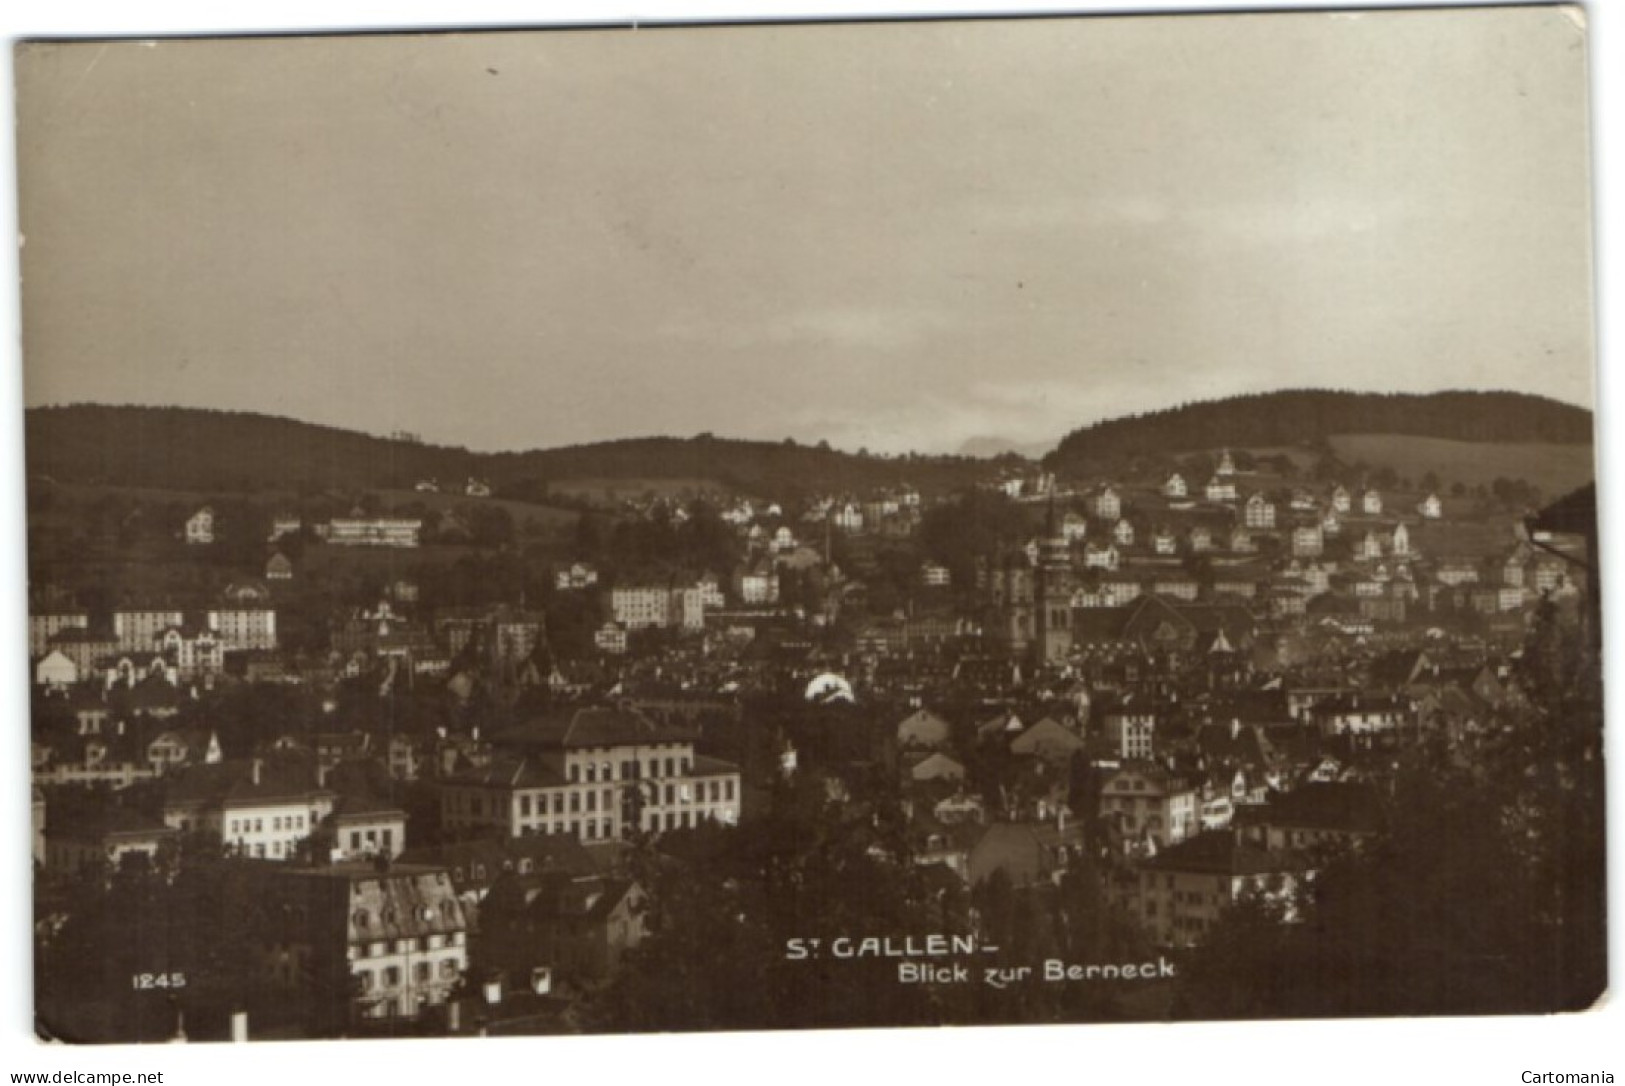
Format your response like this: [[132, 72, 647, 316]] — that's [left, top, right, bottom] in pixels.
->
[[29, 608, 89, 657], [1291, 525, 1324, 558], [324, 517, 422, 547], [436, 605, 545, 661], [611, 586, 707, 631], [185, 506, 214, 545], [1234, 781, 1384, 854], [43, 801, 177, 876], [732, 565, 780, 606], [48, 628, 120, 675], [113, 608, 186, 652], [594, 623, 629, 655], [1308, 694, 1415, 739], [831, 502, 864, 533], [611, 587, 671, 630], [1391, 523, 1411, 557], [1244, 493, 1277, 529], [555, 563, 599, 591], [206, 606, 278, 651], [1103, 709, 1157, 760], [34, 650, 78, 689], [268, 514, 303, 542], [439, 706, 742, 842], [1099, 766, 1199, 850], [161, 758, 336, 860], [327, 796, 409, 862], [266, 864, 470, 1025], [1034, 524, 1076, 666], [696, 574, 727, 608], [1083, 542, 1120, 570], [1134, 831, 1308, 948], [1088, 486, 1122, 522], [156, 625, 226, 680]]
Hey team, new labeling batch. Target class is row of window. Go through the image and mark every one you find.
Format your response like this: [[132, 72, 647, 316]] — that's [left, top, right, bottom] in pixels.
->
[[513, 806, 735, 840], [348, 828, 395, 851], [357, 957, 460, 991], [354, 905, 459, 932], [229, 814, 309, 835], [350, 932, 465, 955], [568, 755, 692, 783], [452, 778, 738, 822], [1169, 889, 1226, 907], [231, 838, 302, 859], [517, 818, 615, 840], [517, 788, 616, 818]]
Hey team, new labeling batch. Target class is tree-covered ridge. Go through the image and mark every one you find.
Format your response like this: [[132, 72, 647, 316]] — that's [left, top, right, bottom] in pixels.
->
[[1045, 390, 1592, 473], [25, 390, 1594, 497], [24, 404, 989, 497]]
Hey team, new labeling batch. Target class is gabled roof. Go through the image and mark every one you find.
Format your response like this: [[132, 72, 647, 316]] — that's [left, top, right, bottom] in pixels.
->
[[399, 834, 597, 884], [443, 756, 567, 790], [163, 759, 332, 808], [691, 754, 742, 778], [1144, 830, 1301, 876], [498, 705, 695, 750], [1193, 722, 1280, 768], [330, 793, 408, 821], [1527, 483, 1596, 540], [45, 795, 174, 841], [1251, 781, 1385, 834]]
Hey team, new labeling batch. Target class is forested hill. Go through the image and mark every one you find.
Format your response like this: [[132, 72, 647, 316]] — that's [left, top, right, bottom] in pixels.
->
[[1044, 390, 1592, 473], [23, 405, 989, 497]]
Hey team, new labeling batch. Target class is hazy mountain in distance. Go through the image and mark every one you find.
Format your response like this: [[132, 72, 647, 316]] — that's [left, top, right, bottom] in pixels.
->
[[957, 435, 1058, 459]]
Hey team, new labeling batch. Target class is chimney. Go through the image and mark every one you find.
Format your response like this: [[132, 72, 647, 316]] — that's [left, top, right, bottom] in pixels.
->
[[251, 759, 262, 786]]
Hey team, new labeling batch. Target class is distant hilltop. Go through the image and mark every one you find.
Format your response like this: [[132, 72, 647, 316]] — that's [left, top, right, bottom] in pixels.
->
[[957, 435, 1059, 460], [1044, 390, 1592, 475], [22, 404, 985, 498]]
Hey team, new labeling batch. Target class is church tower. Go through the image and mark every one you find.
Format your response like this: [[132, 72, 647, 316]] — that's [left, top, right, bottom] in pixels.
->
[[1035, 499, 1076, 665]]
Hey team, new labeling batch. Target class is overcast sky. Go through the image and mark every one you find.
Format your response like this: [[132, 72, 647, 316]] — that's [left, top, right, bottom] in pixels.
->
[[16, 7, 1595, 455]]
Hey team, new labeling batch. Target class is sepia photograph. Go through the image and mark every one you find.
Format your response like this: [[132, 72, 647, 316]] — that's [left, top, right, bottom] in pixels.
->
[[8, 0, 1612, 1067]]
